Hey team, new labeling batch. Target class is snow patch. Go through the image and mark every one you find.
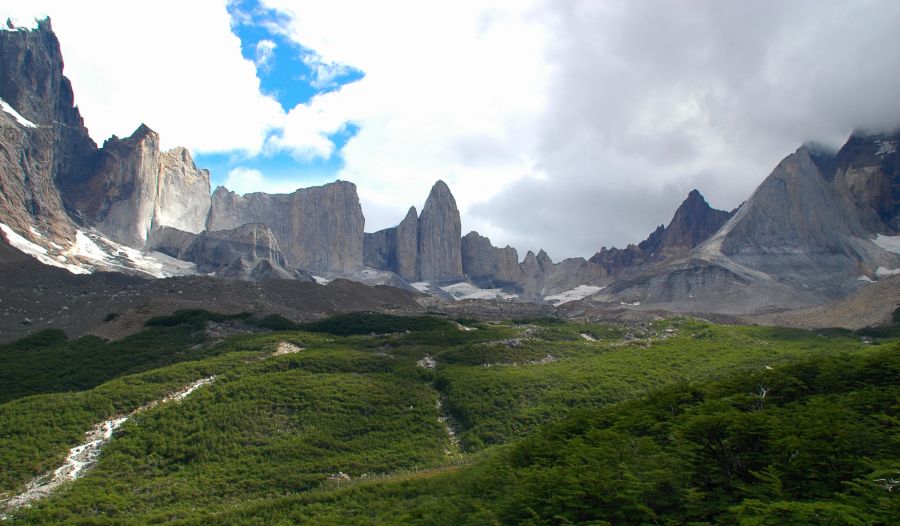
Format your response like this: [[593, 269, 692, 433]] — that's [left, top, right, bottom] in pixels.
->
[[620, 301, 642, 306], [0, 17, 41, 31], [873, 234, 900, 254], [440, 282, 517, 301], [544, 285, 604, 305], [410, 281, 431, 292], [580, 333, 596, 341], [875, 267, 900, 277], [875, 140, 897, 156], [0, 98, 37, 128], [68, 230, 196, 278], [0, 223, 89, 274], [857, 275, 875, 283], [312, 275, 331, 285]]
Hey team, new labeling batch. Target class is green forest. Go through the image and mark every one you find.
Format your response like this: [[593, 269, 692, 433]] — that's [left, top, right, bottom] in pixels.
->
[[0, 310, 897, 524]]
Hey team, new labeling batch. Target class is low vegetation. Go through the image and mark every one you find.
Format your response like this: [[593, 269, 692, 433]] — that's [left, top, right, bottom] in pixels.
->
[[1, 311, 896, 524]]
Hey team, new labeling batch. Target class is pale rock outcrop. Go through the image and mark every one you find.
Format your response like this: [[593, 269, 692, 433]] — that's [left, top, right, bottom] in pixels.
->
[[155, 147, 211, 234], [417, 180, 463, 281], [207, 181, 364, 273], [61, 125, 211, 248]]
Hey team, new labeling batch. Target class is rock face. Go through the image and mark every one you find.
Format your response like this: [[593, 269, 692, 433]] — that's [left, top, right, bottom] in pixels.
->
[[417, 180, 464, 281], [589, 189, 733, 275], [0, 19, 94, 243], [62, 125, 211, 248], [363, 207, 418, 282], [188, 224, 288, 275], [828, 131, 899, 233], [596, 137, 900, 313], [395, 206, 419, 281], [156, 147, 212, 234], [208, 181, 364, 273], [461, 231, 523, 288], [149, 223, 290, 279], [659, 190, 734, 254]]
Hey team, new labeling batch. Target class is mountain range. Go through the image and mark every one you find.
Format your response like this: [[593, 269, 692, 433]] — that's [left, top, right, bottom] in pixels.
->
[[1, 19, 898, 321]]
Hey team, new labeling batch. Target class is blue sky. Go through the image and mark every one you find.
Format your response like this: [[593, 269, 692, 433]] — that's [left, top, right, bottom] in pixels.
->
[[195, 0, 364, 193]]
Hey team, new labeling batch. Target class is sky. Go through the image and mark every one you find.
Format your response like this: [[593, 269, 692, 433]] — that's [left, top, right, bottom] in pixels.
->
[[4, 0, 900, 260]]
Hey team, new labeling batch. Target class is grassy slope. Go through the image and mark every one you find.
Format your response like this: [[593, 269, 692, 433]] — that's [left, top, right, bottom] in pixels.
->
[[1, 313, 896, 524]]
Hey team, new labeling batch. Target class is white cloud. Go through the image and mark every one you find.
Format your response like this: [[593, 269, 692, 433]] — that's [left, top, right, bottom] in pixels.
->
[[260, 0, 551, 233], [2, 0, 284, 155], [254, 39, 276, 71], [223, 166, 300, 195]]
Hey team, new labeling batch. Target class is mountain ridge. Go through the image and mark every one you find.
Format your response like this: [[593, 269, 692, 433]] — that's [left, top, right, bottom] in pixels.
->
[[0, 18, 898, 320]]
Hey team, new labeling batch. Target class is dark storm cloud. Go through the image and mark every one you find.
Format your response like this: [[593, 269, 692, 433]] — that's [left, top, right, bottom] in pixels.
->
[[471, 0, 900, 259]]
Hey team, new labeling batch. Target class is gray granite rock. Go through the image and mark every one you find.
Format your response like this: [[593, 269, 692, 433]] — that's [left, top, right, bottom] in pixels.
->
[[0, 18, 93, 244], [395, 206, 418, 281], [417, 180, 463, 281], [363, 206, 418, 281], [61, 124, 211, 248], [461, 231, 523, 288], [208, 180, 364, 273]]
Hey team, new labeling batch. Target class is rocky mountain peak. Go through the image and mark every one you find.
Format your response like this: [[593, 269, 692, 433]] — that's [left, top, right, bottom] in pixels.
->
[[0, 17, 95, 243], [536, 249, 553, 270], [0, 17, 79, 127], [417, 180, 463, 281], [660, 189, 733, 253]]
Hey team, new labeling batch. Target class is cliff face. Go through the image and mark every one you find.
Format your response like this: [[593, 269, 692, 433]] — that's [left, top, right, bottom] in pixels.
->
[[363, 206, 418, 281], [61, 125, 211, 248], [0, 19, 95, 243], [148, 223, 291, 279], [417, 180, 464, 281], [395, 206, 418, 281], [208, 181, 364, 273], [461, 231, 523, 287], [156, 147, 212, 234], [829, 131, 899, 233]]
